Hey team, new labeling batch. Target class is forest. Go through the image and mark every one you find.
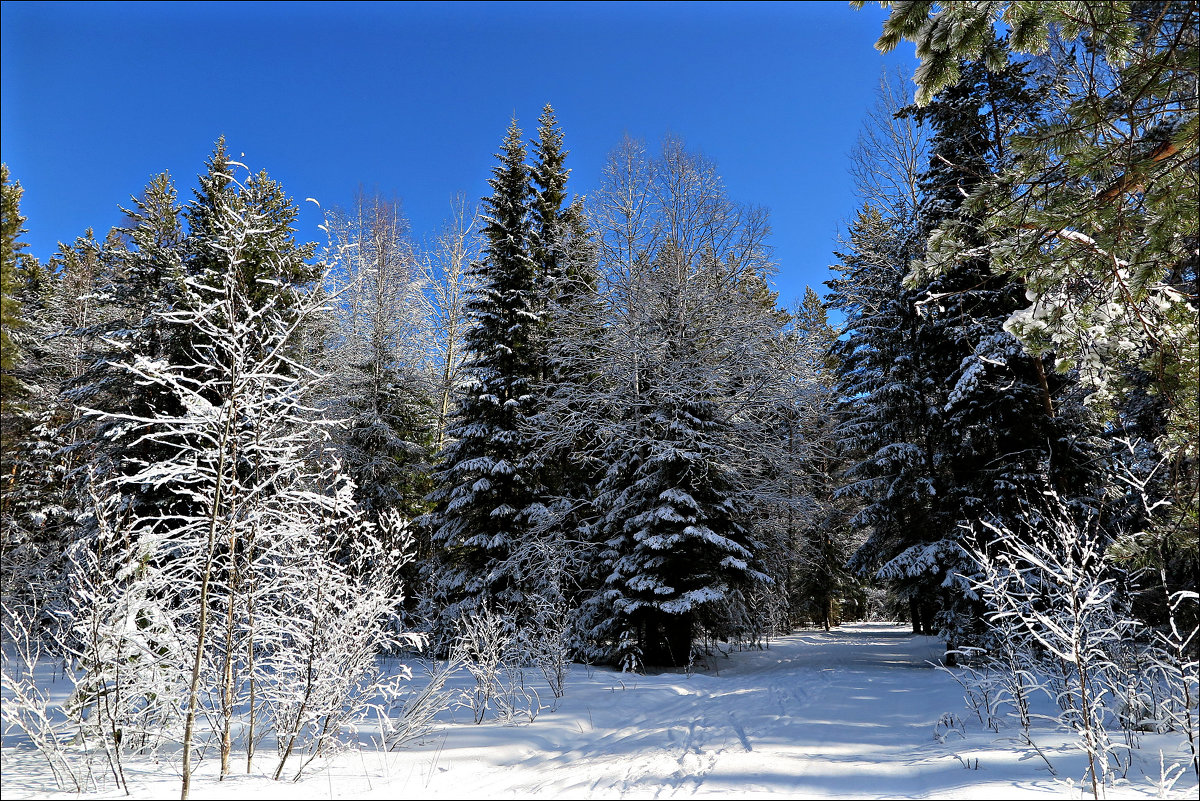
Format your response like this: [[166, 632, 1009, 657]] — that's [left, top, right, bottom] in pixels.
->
[[0, 2, 1196, 799]]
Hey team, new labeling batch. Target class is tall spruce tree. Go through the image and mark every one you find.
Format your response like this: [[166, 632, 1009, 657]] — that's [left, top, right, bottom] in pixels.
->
[[860, 0, 1199, 630], [64, 173, 190, 538], [584, 245, 770, 668], [182, 138, 319, 379], [425, 119, 549, 629], [827, 205, 936, 632], [788, 287, 861, 631], [571, 136, 780, 668], [834, 58, 1099, 648], [528, 105, 572, 507], [528, 105, 597, 605], [1, 228, 112, 606], [530, 105, 570, 299]]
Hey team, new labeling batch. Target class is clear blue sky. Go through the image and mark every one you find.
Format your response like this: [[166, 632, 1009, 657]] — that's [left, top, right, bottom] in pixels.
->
[[1, 0, 917, 307]]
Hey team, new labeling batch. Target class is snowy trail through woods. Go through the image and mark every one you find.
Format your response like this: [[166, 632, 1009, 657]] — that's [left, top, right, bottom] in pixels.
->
[[3, 623, 1193, 799], [458, 624, 1007, 799]]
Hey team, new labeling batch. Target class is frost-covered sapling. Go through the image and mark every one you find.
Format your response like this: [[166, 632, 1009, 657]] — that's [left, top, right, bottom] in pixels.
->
[[0, 602, 93, 792], [262, 500, 419, 782], [56, 154, 427, 798], [965, 556, 1057, 774], [1154, 588, 1199, 777], [452, 605, 542, 725], [970, 500, 1138, 798], [61, 480, 191, 793], [378, 656, 459, 750]]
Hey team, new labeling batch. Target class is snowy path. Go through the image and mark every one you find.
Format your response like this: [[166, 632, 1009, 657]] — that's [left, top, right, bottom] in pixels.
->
[[487, 625, 957, 799], [384, 623, 1043, 800], [3, 623, 1194, 799]]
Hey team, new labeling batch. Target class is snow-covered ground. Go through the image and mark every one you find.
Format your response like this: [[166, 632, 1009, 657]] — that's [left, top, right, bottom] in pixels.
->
[[3, 623, 1196, 799]]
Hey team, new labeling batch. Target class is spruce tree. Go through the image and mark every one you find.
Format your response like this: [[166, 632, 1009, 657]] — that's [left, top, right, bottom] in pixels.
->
[[527, 106, 600, 615], [181, 139, 318, 389], [65, 173, 190, 538], [582, 244, 770, 668], [861, 0, 1199, 629], [827, 205, 937, 633], [573, 136, 782, 667], [1, 164, 29, 411], [530, 104, 570, 298], [322, 193, 435, 566], [426, 120, 547, 628], [2, 229, 110, 605], [788, 287, 861, 631], [908, 59, 1098, 649], [833, 59, 1100, 648]]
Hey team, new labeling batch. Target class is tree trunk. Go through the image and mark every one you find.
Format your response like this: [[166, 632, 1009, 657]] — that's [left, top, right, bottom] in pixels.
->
[[641, 610, 694, 667]]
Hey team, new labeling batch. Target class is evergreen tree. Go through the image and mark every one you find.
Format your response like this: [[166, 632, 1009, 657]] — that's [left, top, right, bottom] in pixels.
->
[[1, 164, 29, 413], [861, 0, 1199, 625], [573, 135, 782, 667], [321, 192, 435, 566], [530, 105, 570, 300], [1, 164, 31, 521], [64, 173, 189, 537], [580, 243, 773, 668], [425, 120, 548, 628], [827, 205, 937, 632], [1, 229, 111, 605], [527, 105, 598, 614], [787, 287, 862, 631], [182, 138, 319, 381], [1, 164, 37, 599], [833, 58, 1100, 649]]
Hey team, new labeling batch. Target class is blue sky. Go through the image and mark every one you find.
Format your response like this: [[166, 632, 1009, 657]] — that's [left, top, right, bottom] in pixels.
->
[[1, 1, 917, 307]]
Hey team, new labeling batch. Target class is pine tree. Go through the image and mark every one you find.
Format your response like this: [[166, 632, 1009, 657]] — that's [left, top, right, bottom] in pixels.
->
[[1, 164, 31, 526], [1, 164, 39, 600]]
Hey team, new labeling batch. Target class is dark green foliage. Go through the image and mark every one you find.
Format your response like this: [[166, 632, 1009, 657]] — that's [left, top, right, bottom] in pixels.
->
[[1, 164, 28, 405], [833, 55, 1103, 648], [340, 347, 435, 528], [861, 0, 1198, 634], [323, 193, 436, 541], [827, 206, 938, 631], [426, 120, 548, 624], [183, 139, 318, 380], [786, 287, 861, 632], [580, 246, 772, 668]]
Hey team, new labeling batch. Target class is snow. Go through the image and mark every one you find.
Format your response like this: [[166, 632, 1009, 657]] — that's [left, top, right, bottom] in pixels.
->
[[3, 623, 1194, 799]]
